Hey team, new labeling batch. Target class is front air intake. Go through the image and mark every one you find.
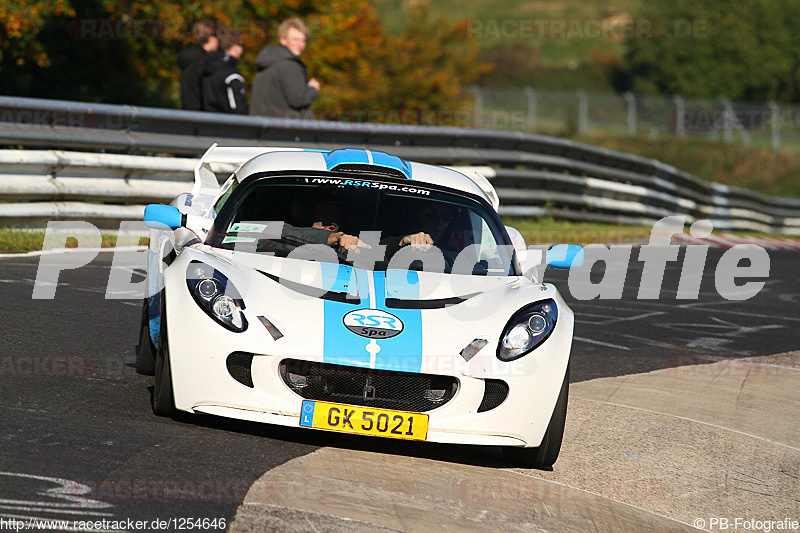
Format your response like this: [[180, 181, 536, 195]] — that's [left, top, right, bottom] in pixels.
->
[[477, 379, 509, 412], [226, 352, 254, 388], [279, 359, 458, 413]]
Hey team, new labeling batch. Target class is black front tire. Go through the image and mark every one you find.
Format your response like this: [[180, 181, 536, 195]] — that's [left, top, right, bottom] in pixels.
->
[[504, 365, 569, 469], [152, 299, 175, 417], [136, 298, 156, 376]]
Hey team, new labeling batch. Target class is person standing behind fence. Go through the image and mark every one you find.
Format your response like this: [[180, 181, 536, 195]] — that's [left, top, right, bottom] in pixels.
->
[[250, 18, 320, 119], [202, 28, 249, 114], [178, 20, 220, 111]]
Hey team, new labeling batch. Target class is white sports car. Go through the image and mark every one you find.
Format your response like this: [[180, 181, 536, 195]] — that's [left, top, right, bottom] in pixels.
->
[[140, 145, 582, 468]]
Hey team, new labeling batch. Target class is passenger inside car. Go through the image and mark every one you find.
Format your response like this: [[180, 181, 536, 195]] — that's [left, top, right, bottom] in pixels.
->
[[219, 178, 513, 275]]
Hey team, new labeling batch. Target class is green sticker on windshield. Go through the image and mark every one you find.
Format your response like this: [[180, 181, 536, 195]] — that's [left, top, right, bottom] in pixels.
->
[[230, 222, 268, 233], [222, 235, 257, 244]]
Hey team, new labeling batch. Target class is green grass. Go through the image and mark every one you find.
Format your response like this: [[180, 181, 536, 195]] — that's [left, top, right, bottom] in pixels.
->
[[503, 216, 653, 245], [573, 134, 800, 198], [502, 216, 794, 245], [0, 228, 138, 254]]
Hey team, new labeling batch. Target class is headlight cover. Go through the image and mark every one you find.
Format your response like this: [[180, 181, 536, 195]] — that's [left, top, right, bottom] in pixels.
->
[[497, 299, 557, 361], [186, 260, 248, 332]]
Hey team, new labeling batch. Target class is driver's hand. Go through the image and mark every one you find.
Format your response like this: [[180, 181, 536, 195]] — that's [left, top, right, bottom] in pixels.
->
[[328, 231, 372, 253], [399, 232, 434, 251]]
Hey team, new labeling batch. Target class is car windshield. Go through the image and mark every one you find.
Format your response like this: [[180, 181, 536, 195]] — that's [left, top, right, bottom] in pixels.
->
[[212, 176, 515, 276]]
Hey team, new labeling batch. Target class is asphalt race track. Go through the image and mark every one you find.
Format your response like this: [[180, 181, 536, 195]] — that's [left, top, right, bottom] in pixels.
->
[[0, 245, 798, 532]]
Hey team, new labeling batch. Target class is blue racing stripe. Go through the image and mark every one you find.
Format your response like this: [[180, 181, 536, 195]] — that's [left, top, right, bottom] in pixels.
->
[[322, 149, 369, 170], [322, 263, 371, 367], [321, 262, 354, 293], [321, 148, 412, 180], [385, 269, 421, 299], [370, 150, 412, 179], [147, 249, 161, 347], [321, 264, 424, 373], [371, 270, 423, 373]]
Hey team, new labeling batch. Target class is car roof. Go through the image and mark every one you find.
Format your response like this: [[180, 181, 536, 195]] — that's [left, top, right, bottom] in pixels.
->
[[202, 146, 499, 211]]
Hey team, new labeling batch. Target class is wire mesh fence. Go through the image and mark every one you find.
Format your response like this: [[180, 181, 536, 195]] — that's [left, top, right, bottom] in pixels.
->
[[466, 87, 800, 151]]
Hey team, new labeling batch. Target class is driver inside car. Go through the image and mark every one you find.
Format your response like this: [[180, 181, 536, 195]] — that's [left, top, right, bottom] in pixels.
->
[[283, 202, 371, 253], [251, 201, 371, 255], [393, 204, 457, 252], [305, 202, 371, 253]]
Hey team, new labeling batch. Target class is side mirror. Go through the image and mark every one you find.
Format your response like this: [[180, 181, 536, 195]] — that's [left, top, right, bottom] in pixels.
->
[[518, 249, 545, 282], [546, 244, 584, 269], [504, 225, 527, 253], [144, 204, 183, 230]]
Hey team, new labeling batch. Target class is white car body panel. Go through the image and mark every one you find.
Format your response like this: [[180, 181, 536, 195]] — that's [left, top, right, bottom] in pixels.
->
[[146, 146, 574, 449]]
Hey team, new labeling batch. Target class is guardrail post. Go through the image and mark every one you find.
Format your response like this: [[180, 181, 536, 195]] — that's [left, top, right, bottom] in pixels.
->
[[721, 98, 733, 143], [623, 92, 636, 135], [768, 101, 780, 151], [672, 95, 685, 138], [576, 90, 588, 133], [471, 86, 484, 129], [524, 87, 537, 132]]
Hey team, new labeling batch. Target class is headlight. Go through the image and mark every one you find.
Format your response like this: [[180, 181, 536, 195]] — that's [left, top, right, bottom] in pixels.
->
[[186, 260, 248, 332], [497, 299, 557, 361]]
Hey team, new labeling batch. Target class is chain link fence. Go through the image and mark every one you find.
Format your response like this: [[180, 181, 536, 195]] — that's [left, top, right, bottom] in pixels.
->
[[468, 87, 800, 151]]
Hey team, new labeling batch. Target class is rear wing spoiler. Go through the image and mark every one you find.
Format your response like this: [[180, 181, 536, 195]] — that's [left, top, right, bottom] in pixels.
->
[[189, 144, 502, 215], [446, 165, 500, 211], [190, 144, 305, 214], [192, 144, 305, 198]]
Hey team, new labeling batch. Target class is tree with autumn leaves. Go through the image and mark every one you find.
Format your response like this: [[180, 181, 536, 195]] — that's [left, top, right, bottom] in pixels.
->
[[0, 0, 490, 124]]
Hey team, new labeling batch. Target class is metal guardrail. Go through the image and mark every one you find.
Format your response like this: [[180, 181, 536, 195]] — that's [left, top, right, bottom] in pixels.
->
[[1, 95, 798, 234]]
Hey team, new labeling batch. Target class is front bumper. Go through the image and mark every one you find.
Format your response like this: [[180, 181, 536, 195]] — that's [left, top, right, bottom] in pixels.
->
[[162, 253, 573, 448]]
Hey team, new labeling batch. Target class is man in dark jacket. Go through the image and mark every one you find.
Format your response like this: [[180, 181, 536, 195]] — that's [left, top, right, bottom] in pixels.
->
[[202, 28, 249, 114], [178, 20, 219, 111], [250, 18, 320, 118]]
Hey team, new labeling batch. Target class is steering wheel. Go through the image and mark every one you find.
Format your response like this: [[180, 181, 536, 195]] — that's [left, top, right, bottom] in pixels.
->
[[335, 244, 353, 261], [404, 244, 457, 272], [438, 246, 458, 271]]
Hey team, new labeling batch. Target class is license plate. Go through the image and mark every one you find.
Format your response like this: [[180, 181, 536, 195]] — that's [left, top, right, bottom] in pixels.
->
[[299, 400, 428, 441]]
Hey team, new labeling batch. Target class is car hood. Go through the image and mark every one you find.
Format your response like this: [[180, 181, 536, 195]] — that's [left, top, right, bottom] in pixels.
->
[[217, 249, 515, 299], [195, 248, 558, 375]]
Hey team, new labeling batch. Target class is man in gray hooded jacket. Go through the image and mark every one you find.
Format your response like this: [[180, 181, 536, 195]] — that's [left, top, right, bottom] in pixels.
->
[[251, 18, 320, 118]]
